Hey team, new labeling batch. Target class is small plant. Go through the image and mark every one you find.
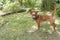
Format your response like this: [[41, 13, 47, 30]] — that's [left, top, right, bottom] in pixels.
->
[[56, 7, 60, 17], [0, 2, 3, 10], [41, 0, 56, 11], [3, 2, 20, 12]]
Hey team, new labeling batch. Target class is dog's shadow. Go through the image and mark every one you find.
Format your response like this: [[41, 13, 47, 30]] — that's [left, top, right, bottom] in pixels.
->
[[37, 22, 60, 40], [29, 30, 60, 40]]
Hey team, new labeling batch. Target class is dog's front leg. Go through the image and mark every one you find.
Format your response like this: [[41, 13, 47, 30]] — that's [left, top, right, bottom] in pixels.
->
[[36, 20, 40, 30]]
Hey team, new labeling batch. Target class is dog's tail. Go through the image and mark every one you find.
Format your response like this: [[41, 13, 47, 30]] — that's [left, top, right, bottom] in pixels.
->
[[52, 4, 56, 16]]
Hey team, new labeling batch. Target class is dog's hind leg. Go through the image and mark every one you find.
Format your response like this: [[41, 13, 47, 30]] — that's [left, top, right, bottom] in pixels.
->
[[49, 18, 56, 32]]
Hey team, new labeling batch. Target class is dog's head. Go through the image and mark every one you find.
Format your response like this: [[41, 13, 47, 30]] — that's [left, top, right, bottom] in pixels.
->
[[29, 9, 39, 19]]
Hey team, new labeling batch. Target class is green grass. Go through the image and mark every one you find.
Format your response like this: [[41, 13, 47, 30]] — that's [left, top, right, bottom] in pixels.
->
[[0, 12, 60, 40]]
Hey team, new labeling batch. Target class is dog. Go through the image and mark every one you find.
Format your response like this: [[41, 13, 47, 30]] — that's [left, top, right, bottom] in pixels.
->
[[29, 5, 56, 32]]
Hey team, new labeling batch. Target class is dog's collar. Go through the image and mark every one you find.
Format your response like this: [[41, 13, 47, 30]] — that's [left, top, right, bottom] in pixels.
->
[[32, 15, 39, 20]]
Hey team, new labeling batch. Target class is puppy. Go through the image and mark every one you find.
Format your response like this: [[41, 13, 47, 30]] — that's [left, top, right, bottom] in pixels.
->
[[29, 5, 56, 32]]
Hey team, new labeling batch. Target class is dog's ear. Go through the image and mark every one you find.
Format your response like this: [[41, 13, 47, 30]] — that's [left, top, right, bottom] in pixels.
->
[[35, 11, 39, 14], [28, 9, 33, 12], [37, 11, 39, 12], [28, 9, 33, 14], [29, 9, 32, 12]]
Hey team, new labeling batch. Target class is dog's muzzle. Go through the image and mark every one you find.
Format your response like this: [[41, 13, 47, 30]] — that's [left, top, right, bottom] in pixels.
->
[[32, 16, 37, 20], [32, 16, 36, 18]]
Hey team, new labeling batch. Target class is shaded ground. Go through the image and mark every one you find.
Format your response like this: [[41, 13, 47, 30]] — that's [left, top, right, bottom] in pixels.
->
[[0, 12, 60, 40]]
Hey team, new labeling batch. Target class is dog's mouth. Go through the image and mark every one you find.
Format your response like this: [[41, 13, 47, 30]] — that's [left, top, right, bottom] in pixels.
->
[[32, 15, 39, 20], [32, 16, 36, 18]]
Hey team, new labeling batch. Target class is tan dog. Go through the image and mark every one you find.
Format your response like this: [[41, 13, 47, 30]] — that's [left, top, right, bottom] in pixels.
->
[[29, 5, 56, 32]]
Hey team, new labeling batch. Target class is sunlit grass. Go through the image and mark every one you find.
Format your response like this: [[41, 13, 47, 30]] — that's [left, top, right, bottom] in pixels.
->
[[0, 12, 60, 40]]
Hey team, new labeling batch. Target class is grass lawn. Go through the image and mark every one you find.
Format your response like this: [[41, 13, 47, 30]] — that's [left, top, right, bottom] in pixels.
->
[[0, 12, 60, 40]]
